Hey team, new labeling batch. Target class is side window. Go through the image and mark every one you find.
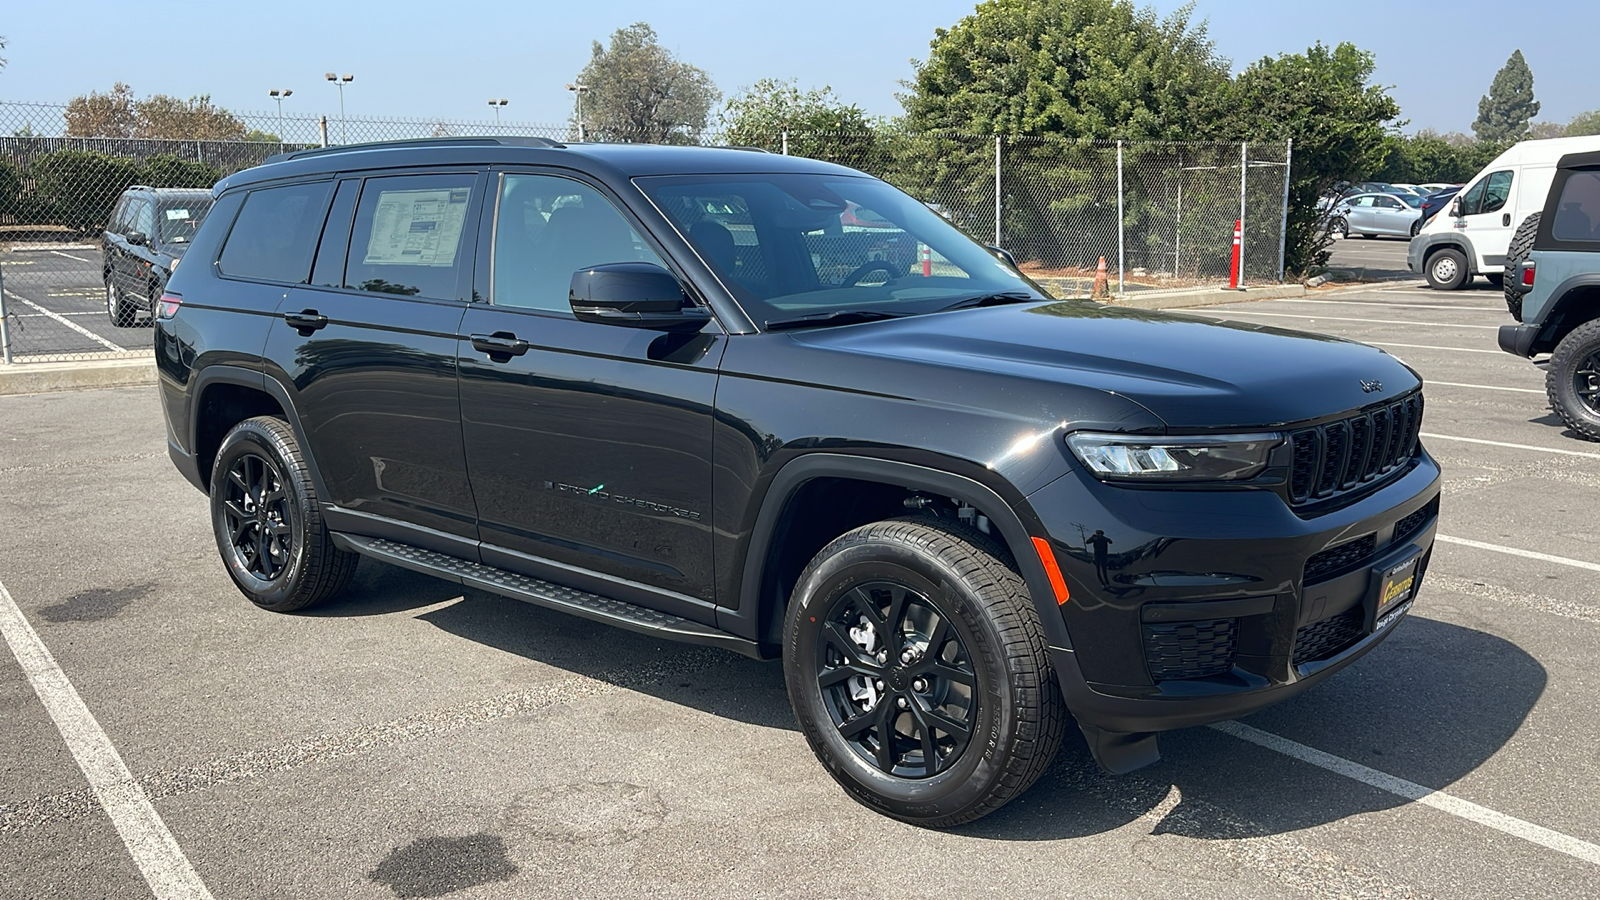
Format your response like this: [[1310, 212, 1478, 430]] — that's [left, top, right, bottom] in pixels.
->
[[133, 200, 156, 239], [108, 197, 130, 234], [1353, 196, 1376, 208], [1462, 170, 1513, 216], [1552, 170, 1600, 242], [1375, 196, 1400, 209], [344, 174, 476, 301], [492, 173, 665, 312], [217, 182, 335, 283]]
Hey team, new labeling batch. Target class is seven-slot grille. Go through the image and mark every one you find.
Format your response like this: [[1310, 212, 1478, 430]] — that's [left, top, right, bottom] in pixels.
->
[[1289, 393, 1424, 505]]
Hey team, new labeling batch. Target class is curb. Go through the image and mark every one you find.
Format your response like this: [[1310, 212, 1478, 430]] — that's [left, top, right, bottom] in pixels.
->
[[0, 355, 156, 396], [1103, 283, 1308, 310]]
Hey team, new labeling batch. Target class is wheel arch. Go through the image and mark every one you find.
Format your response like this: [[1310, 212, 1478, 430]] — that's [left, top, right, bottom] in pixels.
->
[[190, 366, 326, 500], [720, 453, 1071, 653], [1532, 278, 1600, 355]]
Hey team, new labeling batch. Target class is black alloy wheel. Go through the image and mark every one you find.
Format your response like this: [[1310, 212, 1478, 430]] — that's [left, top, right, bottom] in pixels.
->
[[220, 451, 293, 582], [1576, 351, 1600, 415], [1547, 320, 1600, 442], [815, 580, 977, 778]]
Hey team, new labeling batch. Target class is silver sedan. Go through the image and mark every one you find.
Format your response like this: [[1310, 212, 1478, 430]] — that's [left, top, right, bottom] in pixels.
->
[[1329, 192, 1425, 240]]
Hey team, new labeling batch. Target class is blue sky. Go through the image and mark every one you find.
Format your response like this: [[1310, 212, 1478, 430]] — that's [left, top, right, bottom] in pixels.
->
[[0, 0, 1591, 134]]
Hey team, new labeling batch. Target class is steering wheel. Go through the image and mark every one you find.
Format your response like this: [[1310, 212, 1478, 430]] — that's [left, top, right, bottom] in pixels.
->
[[841, 260, 901, 287]]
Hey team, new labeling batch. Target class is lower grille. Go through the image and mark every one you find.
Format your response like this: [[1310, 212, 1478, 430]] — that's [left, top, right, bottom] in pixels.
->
[[1143, 618, 1237, 681], [1293, 607, 1365, 665], [1394, 497, 1439, 543], [1304, 534, 1377, 584]]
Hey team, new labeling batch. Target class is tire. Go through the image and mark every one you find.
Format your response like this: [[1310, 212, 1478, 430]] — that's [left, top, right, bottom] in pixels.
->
[[1486, 273, 1504, 289], [783, 515, 1065, 827], [142, 284, 160, 327], [209, 416, 359, 611], [1410, 219, 1422, 238], [105, 279, 136, 327], [1329, 217, 1348, 239], [1425, 247, 1469, 290], [1504, 212, 1542, 321], [1546, 320, 1600, 442]]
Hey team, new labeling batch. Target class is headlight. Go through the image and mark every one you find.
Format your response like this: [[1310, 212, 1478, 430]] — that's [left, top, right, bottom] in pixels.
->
[[1065, 432, 1283, 481]]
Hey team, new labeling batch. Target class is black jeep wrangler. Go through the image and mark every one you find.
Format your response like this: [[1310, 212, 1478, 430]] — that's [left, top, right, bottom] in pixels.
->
[[156, 138, 1441, 826]]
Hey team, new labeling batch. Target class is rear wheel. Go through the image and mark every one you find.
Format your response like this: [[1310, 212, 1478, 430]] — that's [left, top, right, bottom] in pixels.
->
[[105, 279, 136, 327], [1329, 217, 1348, 239], [1504, 212, 1542, 321], [783, 516, 1065, 827], [1547, 320, 1600, 442], [1425, 248, 1469, 290], [1410, 219, 1422, 238], [210, 416, 359, 611]]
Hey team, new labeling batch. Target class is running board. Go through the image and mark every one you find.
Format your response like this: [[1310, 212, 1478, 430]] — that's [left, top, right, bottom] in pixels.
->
[[333, 534, 761, 657]]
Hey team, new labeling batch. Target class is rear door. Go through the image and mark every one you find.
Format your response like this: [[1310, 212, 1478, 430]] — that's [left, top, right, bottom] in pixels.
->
[[456, 170, 723, 615], [1346, 195, 1377, 233], [1371, 195, 1408, 235], [1454, 168, 1517, 269], [261, 170, 487, 546]]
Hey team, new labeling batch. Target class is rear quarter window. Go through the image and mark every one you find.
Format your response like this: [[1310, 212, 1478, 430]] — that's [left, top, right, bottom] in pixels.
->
[[216, 182, 334, 283], [1552, 171, 1600, 242]]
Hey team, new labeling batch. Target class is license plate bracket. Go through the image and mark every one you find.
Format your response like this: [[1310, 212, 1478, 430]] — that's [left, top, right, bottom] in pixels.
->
[[1368, 548, 1422, 632]]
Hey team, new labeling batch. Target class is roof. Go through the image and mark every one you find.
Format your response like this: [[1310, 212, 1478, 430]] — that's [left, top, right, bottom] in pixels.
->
[[1557, 150, 1600, 170], [217, 137, 863, 195], [125, 185, 213, 196]]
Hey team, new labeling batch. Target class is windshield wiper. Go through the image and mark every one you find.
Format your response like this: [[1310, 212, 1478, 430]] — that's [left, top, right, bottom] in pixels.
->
[[935, 291, 1039, 312], [764, 309, 906, 331]]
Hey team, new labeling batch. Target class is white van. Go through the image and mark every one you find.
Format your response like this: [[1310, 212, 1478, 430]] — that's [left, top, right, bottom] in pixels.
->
[[1409, 135, 1600, 289]]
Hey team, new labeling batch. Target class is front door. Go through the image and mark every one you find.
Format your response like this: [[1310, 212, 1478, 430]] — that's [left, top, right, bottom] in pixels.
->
[[262, 171, 486, 543], [1454, 168, 1517, 267], [457, 171, 723, 613]]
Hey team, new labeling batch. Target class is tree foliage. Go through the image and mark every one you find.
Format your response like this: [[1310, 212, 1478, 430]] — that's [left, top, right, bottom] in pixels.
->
[[575, 23, 719, 144], [1472, 50, 1540, 142], [28, 150, 141, 230], [64, 83, 246, 140], [720, 78, 879, 162], [1373, 130, 1506, 184], [901, 0, 1228, 140], [1565, 110, 1600, 137], [1203, 42, 1401, 275]]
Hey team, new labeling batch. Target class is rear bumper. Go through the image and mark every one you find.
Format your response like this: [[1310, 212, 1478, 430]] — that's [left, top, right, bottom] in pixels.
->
[[1028, 452, 1440, 738], [1499, 323, 1539, 358]]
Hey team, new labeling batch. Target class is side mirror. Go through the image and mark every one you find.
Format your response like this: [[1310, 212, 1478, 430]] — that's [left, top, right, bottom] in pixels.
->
[[985, 245, 1019, 268], [569, 262, 712, 331], [1449, 197, 1464, 219], [126, 231, 148, 246]]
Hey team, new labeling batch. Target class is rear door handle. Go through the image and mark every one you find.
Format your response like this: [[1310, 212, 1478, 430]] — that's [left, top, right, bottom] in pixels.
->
[[470, 332, 529, 359], [283, 310, 328, 334]]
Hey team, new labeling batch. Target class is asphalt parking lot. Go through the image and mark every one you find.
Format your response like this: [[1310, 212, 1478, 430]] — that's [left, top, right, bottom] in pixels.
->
[[0, 246, 150, 361], [4, 282, 1599, 899]]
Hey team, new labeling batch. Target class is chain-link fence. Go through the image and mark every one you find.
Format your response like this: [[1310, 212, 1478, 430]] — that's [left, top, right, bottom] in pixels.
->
[[0, 99, 1288, 364]]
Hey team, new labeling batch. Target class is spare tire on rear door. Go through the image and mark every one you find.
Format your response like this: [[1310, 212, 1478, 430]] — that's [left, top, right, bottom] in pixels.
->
[[1504, 212, 1542, 321]]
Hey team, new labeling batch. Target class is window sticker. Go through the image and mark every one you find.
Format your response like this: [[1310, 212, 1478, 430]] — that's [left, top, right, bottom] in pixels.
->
[[164, 208, 192, 220], [363, 187, 472, 267]]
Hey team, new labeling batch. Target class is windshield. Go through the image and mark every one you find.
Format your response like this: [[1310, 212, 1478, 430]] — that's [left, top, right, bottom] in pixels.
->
[[156, 199, 214, 245], [636, 173, 1047, 327]]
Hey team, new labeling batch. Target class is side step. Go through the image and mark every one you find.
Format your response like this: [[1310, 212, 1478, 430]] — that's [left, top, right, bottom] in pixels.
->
[[333, 534, 761, 657]]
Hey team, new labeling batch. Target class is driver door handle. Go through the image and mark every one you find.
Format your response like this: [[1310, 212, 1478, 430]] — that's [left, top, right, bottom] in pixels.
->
[[1503, 213, 1511, 226], [283, 310, 328, 334], [470, 332, 529, 359]]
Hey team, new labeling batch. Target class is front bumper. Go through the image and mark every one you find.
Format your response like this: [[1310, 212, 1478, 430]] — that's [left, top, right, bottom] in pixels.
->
[[1028, 450, 1440, 737]]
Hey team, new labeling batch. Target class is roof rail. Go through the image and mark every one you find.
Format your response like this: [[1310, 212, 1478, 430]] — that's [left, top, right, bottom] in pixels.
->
[[266, 135, 566, 165], [712, 145, 772, 154]]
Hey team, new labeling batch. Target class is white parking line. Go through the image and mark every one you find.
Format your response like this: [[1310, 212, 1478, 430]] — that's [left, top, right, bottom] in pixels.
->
[[1436, 535, 1600, 574], [1420, 432, 1600, 459], [1202, 310, 1499, 331], [1271, 298, 1502, 312], [49, 250, 95, 264], [1212, 721, 1600, 868], [0, 578, 214, 900], [1372, 341, 1502, 355], [3, 289, 125, 352], [1425, 381, 1544, 394]]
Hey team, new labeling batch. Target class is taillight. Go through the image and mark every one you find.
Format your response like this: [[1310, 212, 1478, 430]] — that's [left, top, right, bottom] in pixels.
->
[[156, 293, 182, 320], [1522, 263, 1536, 287]]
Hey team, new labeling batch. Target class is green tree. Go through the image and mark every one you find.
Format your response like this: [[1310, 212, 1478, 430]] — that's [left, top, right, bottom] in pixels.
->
[[1375, 131, 1506, 184], [0, 159, 21, 221], [902, 0, 1227, 139], [720, 78, 879, 162], [1472, 50, 1540, 142], [575, 23, 720, 144], [29, 150, 140, 231], [1565, 109, 1600, 137], [138, 154, 222, 189], [1205, 42, 1401, 275]]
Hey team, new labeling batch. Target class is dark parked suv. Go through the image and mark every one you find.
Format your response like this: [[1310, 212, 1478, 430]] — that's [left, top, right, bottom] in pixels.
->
[[102, 186, 213, 327], [156, 138, 1441, 826]]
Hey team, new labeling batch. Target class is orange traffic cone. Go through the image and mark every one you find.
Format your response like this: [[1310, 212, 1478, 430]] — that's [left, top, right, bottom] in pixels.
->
[[1091, 257, 1110, 300]]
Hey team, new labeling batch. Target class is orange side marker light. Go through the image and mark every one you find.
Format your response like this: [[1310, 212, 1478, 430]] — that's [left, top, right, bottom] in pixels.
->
[[1031, 536, 1071, 606]]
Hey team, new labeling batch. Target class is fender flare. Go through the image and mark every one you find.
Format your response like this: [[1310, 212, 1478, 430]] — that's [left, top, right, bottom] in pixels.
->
[[187, 365, 330, 502], [718, 452, 1073, 652], [1530, 274, 1600, 354]]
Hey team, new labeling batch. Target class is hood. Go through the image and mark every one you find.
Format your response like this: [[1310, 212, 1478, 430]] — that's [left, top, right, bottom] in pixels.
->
[[789, 300, 1421, 431]]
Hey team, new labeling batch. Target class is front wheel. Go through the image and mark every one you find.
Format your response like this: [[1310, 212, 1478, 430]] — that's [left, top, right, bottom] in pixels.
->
[[1425, 248, 1469, 290], [105, 280, 136, 327], [1547, 320, 1600, 442], [1329, 217, 1348, 239], [210, 416, 359, 611], [783, 516, 1065, 827]]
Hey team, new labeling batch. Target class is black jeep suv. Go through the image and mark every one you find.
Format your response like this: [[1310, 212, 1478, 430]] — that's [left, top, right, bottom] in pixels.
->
[[156, 138, 1440, 826], [102, 186, 213, 327]]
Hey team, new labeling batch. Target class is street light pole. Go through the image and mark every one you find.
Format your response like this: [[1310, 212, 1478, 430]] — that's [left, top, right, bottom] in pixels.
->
[[565, 83, 588, 142], [325, 73, 353, 144], [488, 98, 508, 127], [268, 89, 292, 145]]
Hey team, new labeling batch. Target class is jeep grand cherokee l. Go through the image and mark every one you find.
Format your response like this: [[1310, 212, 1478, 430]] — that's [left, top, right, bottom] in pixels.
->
[[155, 137, 1441, 826]]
